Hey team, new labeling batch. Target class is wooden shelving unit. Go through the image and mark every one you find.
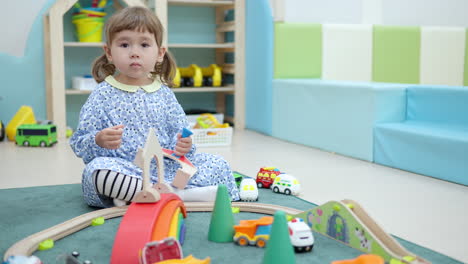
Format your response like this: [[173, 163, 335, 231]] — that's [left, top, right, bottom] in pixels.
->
[[44, 0, 146, 139], [154, 0, 245, 128], [45, 0, 244, 138]]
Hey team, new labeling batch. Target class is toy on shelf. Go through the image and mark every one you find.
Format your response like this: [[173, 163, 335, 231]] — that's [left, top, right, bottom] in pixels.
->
[[271, 173, 300, 196], [256, 167, 281, 189], [175, 64, 203, 87], [288, 218, 314, 252], [173, 67, 181, 88], [6, 106, 36, 141], [173, 64, 223, 88], [331, 254, 384, 264], [71, 1, 107, 42], [194, 113, 229, 129], [200, 64, 222, 87], [239, 178, 258, 202], [0, 121, 5, 141], [15, 124, 58, 147]]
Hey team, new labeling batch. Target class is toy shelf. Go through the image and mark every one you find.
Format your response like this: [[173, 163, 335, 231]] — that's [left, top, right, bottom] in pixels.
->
[[45, 0, 244, 138], [154, 0, 245, 128]]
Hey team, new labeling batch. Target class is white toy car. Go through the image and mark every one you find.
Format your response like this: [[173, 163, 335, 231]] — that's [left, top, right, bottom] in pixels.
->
[[239, 178, 259, 201], [288, 218, 314, 252], [271, 173, 300, 195], [4, 256, 42, 264]]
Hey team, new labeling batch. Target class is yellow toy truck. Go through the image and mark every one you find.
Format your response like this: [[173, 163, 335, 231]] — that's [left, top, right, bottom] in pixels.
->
[[201, 64, 222, 87], [176, 64, 203, 87]]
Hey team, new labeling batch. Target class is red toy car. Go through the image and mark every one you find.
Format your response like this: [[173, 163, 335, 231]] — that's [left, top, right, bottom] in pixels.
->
[[140, 237, 182, 264], [256, 167, 281, 189]]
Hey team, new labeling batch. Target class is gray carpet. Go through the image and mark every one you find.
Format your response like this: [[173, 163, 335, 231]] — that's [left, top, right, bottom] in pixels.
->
[[1, 184, 463, 263]]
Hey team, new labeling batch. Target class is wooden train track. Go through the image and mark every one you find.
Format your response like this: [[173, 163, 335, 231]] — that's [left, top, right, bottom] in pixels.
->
[[3, 202, 302, 260]]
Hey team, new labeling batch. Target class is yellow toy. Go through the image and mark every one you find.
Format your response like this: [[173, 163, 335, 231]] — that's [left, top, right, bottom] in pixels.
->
[[201, 64, 222, 87], [157, 255, 210, 264], [6, 106, 36, 141], [178, 64, 203, 87], [173, 68, 182, 88], [195, 114, 229, 129]]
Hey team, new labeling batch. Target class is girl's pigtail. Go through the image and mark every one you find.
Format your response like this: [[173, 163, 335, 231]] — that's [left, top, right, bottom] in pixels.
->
[[92, 54, 116, 83], [158, 51, 177, 87]]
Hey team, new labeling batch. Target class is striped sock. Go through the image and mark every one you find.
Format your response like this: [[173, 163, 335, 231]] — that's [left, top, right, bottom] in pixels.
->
[[92, 169, 142, 202]]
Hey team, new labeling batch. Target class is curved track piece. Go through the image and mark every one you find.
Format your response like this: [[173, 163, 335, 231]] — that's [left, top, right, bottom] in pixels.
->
[[7, 201, 428, 263], [293, 200, 430, 264], [4, 207, 128, 260], [4, 202, 300, 261]]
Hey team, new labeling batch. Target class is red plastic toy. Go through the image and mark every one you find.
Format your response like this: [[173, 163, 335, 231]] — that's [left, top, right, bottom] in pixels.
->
[[256, 167, 281, 189]]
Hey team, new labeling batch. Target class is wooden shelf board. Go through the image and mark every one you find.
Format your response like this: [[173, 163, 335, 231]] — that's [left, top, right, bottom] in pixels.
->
[[169, 43, 234, 49], [172, 86, 234, 92], [64, 42, 104, 47], [222, 63, 235, 74], [216, 21, 235, 32], [66, 85, 234, 95], [168, 0, 234, 7]]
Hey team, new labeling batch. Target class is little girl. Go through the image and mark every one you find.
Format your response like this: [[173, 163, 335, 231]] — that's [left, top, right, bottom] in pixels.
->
[[70, 6, 239, 207]]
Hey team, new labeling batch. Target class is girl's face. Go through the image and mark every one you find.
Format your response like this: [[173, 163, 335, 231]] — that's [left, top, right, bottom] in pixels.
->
[[104, 30, 165, 85]]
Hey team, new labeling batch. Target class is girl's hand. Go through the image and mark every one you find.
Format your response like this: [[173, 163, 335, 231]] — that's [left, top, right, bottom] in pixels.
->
[[95, 125, 124, 149], [174, 133, 192, 157]]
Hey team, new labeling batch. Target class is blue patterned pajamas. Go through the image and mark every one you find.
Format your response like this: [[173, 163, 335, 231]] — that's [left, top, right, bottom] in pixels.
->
[[70, 78, 239, 207]]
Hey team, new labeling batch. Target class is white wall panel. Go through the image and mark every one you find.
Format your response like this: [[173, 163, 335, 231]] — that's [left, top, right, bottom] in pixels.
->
[[420, 27, 466, 86], [284, 0, 362, 24], [322, 24, 373, 81], [382, 0, 468, 27], [0, 0, 48, 57]]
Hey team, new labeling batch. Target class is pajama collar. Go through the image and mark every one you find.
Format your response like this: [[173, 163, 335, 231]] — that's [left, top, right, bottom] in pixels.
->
[[105, 75, 162, 93]]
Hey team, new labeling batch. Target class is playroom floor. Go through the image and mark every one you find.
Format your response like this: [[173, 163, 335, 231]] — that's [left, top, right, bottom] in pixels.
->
[[1, 129, 467, 263]]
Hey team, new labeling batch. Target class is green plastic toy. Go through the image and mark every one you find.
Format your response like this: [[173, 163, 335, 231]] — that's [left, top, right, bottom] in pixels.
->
[[91, 216, 105, 226], [208, 184, 235, 242], [262, 210, 296, 264], [38, 239, 54, 251]]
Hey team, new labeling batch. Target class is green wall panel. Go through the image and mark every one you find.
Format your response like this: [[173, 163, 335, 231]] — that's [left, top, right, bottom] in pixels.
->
[[373, 26, 421, 84], [274, 23, 322, 79], [464, 29, 468, 86]]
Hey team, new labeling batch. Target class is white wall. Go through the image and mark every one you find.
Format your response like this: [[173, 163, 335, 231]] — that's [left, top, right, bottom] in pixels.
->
[[0, 0, 48, 57], [271, 0, 468, 27]]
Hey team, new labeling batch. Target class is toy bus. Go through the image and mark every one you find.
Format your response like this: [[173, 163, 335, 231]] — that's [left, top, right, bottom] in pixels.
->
[[15, 124, 57, 147]]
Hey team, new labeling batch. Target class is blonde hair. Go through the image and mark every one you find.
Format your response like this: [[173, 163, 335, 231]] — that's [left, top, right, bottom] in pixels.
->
[[92, 6, 176, 87]]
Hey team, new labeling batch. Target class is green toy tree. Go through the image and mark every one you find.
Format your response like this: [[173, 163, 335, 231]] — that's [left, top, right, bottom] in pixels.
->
[[208, 184, 235, 242], [262, 210, 296, 264]]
